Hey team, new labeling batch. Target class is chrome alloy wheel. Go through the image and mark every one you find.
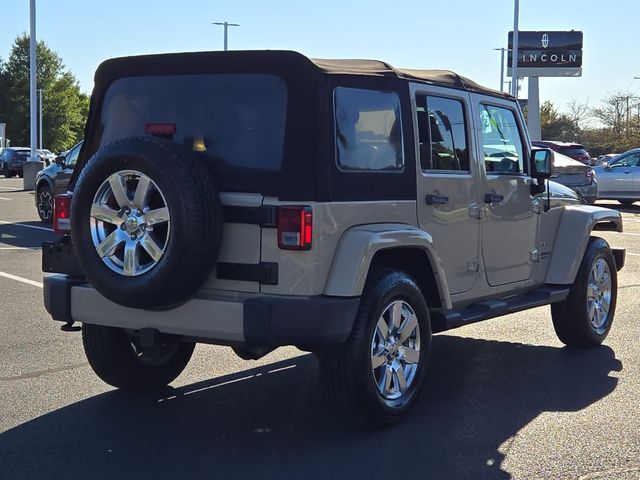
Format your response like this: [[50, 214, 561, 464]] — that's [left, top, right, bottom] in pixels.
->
[[587, 258, 612, 334], [90, 170, 170, 276], [371, 300, 421, 401]]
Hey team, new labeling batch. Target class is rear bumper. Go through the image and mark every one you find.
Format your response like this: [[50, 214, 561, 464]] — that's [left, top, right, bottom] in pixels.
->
[[43, 274, 360, 348]]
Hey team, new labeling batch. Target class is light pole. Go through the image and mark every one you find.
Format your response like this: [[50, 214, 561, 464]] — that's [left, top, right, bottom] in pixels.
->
[[493, 47, 508, 92], [212, 21, 240, 51], [29, 0, 37, 161], [38, 88, 44, 149], [24, 0, 42, 191], [511, 0, 520, 98]]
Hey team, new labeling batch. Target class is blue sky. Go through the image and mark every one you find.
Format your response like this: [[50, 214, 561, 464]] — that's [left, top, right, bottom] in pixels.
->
[[1, 0, 639, 116]]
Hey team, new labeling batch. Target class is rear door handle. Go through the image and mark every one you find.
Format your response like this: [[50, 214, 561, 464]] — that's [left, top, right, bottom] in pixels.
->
[[484, 193, 504, 204], [425, 194, 449, 205]]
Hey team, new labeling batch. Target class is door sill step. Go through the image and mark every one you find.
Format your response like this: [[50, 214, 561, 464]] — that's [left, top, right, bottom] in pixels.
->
[[429, 286, 570, 333]]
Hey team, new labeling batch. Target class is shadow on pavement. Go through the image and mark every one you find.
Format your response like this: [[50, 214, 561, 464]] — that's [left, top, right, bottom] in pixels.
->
[[0, 221, 57, 249], [0, 335, 621, 479]]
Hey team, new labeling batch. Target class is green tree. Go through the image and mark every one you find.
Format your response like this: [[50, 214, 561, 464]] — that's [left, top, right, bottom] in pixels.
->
[[0, 34, 88, 152], [540, 101, 579, 141]]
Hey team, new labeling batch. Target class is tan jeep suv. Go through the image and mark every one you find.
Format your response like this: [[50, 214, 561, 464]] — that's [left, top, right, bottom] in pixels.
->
[[43, 50, 624, 426]]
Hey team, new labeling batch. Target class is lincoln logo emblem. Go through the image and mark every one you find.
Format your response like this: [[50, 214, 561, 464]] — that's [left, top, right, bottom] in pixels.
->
[[541, 33, 549, 48]]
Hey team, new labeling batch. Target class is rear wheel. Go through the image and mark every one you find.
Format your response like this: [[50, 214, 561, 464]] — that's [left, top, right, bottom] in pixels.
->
[[82, 323, 195, 391], [71, 136, 223, 309], [618, 199, 636, 207], [36, 184, 53, 223], [551, 237, 617, 348], [3, 165, 12, 178], [318, 269, 431, 427]]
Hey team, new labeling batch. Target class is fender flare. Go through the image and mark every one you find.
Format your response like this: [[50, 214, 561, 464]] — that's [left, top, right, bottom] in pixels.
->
[[545, 205, 622, 284], [323, 223, 452, 310]]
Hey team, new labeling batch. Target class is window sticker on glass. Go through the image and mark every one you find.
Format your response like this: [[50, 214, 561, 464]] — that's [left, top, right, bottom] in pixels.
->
[[479, 105, 525, 174]]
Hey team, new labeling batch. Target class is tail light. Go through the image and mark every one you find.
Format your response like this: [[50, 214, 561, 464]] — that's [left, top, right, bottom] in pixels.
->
[[277, 206, 312, 250], [53, 194, 72, 234]]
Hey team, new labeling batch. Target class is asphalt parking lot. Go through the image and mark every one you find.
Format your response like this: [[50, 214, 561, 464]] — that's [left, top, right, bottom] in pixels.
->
[[0, 176, 639, 480]]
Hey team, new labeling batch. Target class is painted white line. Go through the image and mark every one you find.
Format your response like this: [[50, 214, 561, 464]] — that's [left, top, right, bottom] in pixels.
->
[[627, 253, 640, 257], [0, 271, 43, 288], [0, 197, 11, 201], [0, 246, 41, 250], [0, 220, 53, 232], [0, 187, 21, 191], [618, 232, 640, 237]]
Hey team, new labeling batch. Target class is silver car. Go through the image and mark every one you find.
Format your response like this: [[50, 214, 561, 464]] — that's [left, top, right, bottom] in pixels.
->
[[593, 148, 640, 206]]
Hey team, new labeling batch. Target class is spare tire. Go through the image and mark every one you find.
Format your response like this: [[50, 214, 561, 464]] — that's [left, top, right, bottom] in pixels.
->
[[71, 136, 223, 309]]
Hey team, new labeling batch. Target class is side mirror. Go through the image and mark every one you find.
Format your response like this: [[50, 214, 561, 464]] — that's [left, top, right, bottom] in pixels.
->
[[54, 155, 65, 166], [531, 148, 554, 180]]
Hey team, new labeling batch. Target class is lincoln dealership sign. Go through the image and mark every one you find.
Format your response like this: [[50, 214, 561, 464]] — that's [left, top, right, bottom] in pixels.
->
[[507, 31, 583, 77]]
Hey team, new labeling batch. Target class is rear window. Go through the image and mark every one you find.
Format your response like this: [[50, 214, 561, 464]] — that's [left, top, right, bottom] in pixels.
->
[[100, 74, 288, 171], [560, 147, 588, 157]]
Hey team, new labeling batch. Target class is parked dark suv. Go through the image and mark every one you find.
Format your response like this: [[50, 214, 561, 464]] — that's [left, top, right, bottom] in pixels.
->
[[1, 147, 30, 177], [532, 140, 591, 165], [34, 141, 82, 222]]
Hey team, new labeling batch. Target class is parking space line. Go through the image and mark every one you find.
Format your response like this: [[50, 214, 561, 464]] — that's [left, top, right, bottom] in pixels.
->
[[0, 246, 42, 250], [0, 197, 11, 201], [0, 187, 21, 191], [627, 253, 640, 257], [0, 220, 53, 232], [0, 271, 43, 288]]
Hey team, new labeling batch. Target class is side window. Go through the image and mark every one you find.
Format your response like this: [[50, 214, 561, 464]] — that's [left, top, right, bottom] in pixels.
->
[[479, 104, 525, 174], [335, 87, 403, 171], [416, 95, 469, 171], [611, 153, 640, 168], [66, 144, 81, 167]]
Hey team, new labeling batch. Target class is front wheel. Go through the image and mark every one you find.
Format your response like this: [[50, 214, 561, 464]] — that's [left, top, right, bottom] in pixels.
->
[[82, 323, 195, 391], [318, 269, 431, 427], [36, 185, 53, 223], [551, 237, 617, 348]]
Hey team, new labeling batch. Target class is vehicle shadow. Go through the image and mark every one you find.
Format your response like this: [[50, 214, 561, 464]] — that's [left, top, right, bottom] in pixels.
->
[[0, 221, 57, 249], [0, 335, 621, 480], [594, 200, 640, 214]]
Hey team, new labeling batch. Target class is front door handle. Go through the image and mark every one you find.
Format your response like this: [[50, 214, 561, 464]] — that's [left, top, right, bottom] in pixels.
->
[[484, 193, 504, 204], [425, 194, 449, 205]]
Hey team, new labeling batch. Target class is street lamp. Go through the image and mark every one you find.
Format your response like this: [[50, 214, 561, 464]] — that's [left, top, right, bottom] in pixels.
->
[[38, 88, 44, 149], [493, 47, 509, 92], [212, 21, 240, 51], [511, 0, 520, 98], [29, 0, 37, 162]]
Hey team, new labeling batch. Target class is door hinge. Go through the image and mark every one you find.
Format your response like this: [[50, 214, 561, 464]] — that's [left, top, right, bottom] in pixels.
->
[[529, 248, 541, 263], [466, 257, 480, 272], [468, 202, 482, 219], [532, 197, 544, 214]]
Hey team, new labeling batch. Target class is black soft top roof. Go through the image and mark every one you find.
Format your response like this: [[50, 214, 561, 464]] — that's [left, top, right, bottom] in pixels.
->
[[93, 49, 509, 99]]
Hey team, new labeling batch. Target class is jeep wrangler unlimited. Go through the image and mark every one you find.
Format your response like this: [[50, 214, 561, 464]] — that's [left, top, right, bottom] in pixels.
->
[[43, 50, 624, 426]]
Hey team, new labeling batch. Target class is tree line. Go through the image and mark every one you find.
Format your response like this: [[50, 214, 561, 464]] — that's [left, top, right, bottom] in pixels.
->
[[540, 92, 640, 156], [0, 35, 88, 153]]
